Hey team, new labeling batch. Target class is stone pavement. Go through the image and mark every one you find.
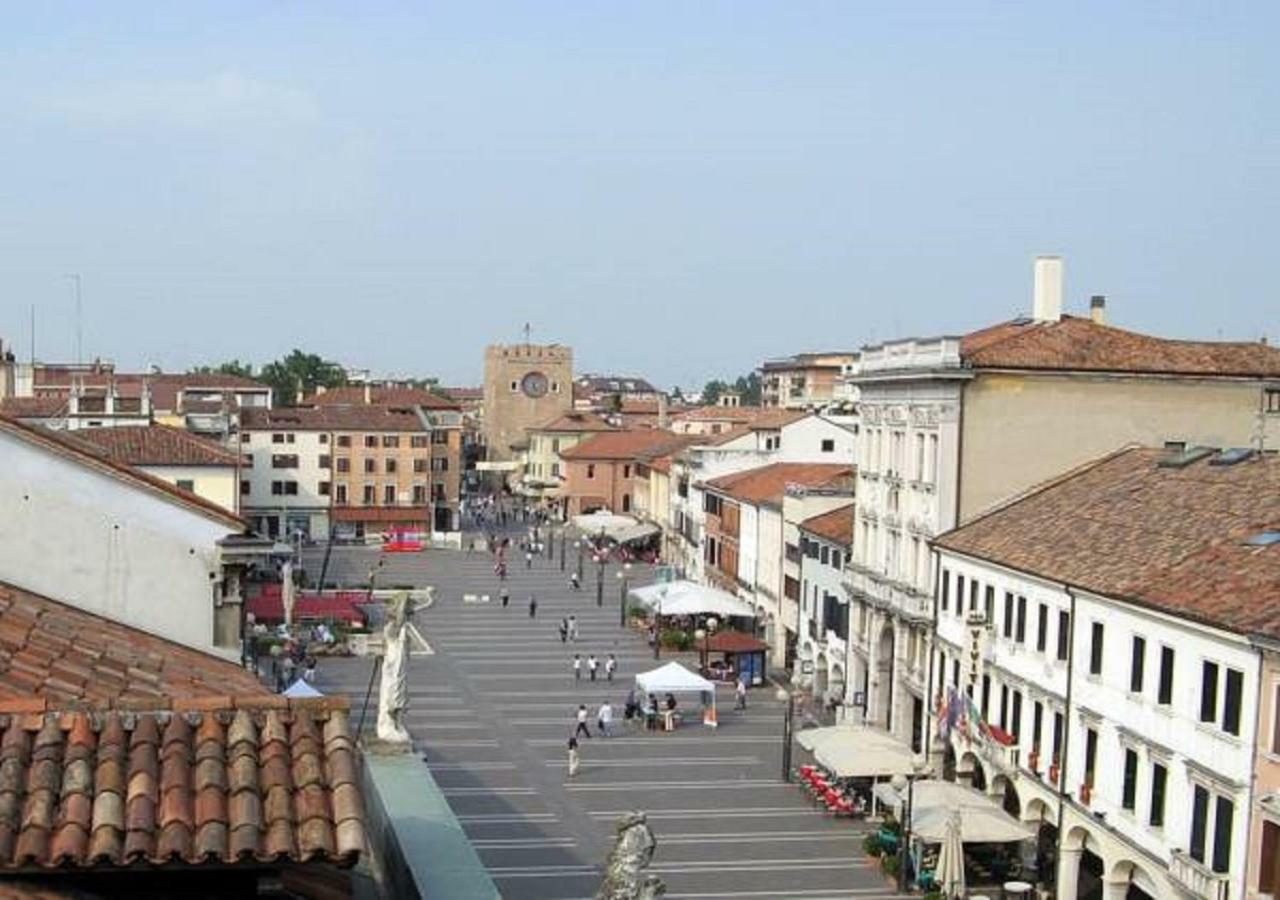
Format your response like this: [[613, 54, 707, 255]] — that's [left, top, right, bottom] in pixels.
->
[[305, 544, 907, 899]]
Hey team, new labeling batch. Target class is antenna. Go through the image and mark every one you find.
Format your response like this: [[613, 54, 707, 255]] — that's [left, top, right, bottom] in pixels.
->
[[522, 322, 532, 345], [64, 274, 82, 364]]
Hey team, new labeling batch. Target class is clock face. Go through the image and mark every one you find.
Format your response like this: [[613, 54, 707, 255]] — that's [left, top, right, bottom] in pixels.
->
[[521, 371, 549, 398]]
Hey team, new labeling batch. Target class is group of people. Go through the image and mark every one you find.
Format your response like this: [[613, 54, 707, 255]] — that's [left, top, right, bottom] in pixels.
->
[[570, 652, 617, 682], [267, 638, 317, 692]]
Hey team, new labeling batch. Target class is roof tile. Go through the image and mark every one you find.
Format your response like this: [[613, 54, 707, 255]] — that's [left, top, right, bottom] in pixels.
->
[[703, 462, 854, 508]]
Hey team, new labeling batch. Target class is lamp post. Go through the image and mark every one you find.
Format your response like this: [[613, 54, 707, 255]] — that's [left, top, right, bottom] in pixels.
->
[[559, 526, 566, 571], [595, 550, 605, 608], [545, 523, 554, 560], [776, 687, 796, 782], [576, 539, 584, 581], [892, 753, 928, 893], [615, 562, 632, 628], [695, 628, 706, 674]]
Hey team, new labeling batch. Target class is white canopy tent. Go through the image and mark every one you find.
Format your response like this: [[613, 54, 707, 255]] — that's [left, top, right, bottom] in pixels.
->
[[571, 511, 639, 538], [873, 781, 1034, 844], [628, 580, 756, 619], [795, 725, 921, 778], [634, 662, 718, 727], [282, 679, 324, 699]]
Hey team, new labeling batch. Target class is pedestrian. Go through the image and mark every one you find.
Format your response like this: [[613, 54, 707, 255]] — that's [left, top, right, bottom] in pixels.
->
[[567, 735, 580, 777], [647, 624, 657, 651], [588, 654, 598, 682], [735, 676, 748, 710], [568, 615, 578, 642], [528, 595, 538, 618], [558, 618, 569, 643], [280, 655, 296, 691], [303, 656, 317, 683], [499, 562, 507, 581], [573, 654, 582, 681], [569, 571, 580, 591], [500, 586, 510, 608], [597, 700, 613, 737], [525, 551, 533, 569], [467, 538, 475, 556], [574, 704, 592, 738], [606, 653, 617, 681]]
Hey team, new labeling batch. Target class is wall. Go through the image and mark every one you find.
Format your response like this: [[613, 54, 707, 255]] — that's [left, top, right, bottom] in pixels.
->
[[961, 373, 1279, 522], [777, 415, 858, 463], [0, 430, 235, 656], [139, 464, 237, 513], [1247, 646, 1280, 900], [240, 429, 330, 537], [481, 344, 573, 461]]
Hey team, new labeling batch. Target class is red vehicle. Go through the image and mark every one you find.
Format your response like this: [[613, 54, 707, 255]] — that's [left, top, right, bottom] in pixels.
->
[[383, 528, 426, 552]]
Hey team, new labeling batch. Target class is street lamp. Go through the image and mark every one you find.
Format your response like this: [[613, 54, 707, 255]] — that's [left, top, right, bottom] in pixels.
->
[[595, 550, 606, 608], [575, 539, 584, 581], [892, 753, 929, 893], [615, 562, 632, 628], [559, 526, 567, 571], [776, 687, 796, 782]]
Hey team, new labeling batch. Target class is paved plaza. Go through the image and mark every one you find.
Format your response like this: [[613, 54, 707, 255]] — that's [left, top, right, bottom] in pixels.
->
[[305, 544, 905, 900]]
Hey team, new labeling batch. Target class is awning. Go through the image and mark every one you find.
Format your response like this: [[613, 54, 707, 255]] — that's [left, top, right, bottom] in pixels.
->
[[635, 662, 716, 696], [248, 586, 368, 625], [612, 522, 661, 545], [796, 725, 920, 778], [628, 580, 756, 618], [874, 781, 1034, 844], [571, 511, 638, 537]]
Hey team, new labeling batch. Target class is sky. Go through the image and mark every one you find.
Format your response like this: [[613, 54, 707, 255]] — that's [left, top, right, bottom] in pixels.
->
[[1, 2, 1277, 388]]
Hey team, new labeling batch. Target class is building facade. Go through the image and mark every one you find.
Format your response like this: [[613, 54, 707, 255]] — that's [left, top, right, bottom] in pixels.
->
[[482, 343, 573, 464], [70, 424, 241, 512], [793, 503, 855, 704], [517, 411, 616, 513], [760, 351, 859, 410]]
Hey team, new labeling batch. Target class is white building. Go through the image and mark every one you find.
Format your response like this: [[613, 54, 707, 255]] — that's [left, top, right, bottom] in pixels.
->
[[931, 446, 1276, 900], [793, 503, 855, 708], [0, 415, 249, 658]]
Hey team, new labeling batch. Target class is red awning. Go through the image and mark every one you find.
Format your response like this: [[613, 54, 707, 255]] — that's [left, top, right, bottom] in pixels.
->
[[248, 585, 368, 625]]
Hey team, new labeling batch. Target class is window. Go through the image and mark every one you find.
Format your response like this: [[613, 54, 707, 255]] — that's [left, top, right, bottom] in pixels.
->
[[271, 481, 297, 496], [951, 658, 960, 687], [1158, 646, 1175, 705], [363, 458, 376, 474], [382, 435, 399, 448], [334, 484, 347, 505], [1223, 668, 1243, 736], [336, 458, 350, 473], [286, 481, 297, 495], [1190, 785, 1210, 863], [432, 457, 449, 472], [821, 438, 835, 453], [820, 546, 830, 565], [271, 481, 283, 495], [383, 484, 396, 505], [364, 435, 377, 448], [970, 580, 978, 614], [1089, 622, 1104, 675], [240, 480, 250, 496], [411, 435, 429, 448], [587, 464, 595, 479], [1212, 796, 1234, 873], [319, 434, 328, 444], [319, 454, 330, 469], [940, 569, 950, 611], [1052, 712, 1064, 760], [240, 432, 251, 443], [1201, 661, 1220, 722], [1015, 595, 1027, 643], [1032, 701, 1043, 753], [981, 674, 991, 717], [1036, 604, 1048, 653], [621, 493, 631, 512], [1057, 610, 1070, 661], [337, 435, 351, 448], [551, 462, 560, 478], [623, 464, 631, 478], [1130, 636, 1146, 693], [271, 454, 299, 468], [1121, 748, 1138, 810], [1003, 592, 1014, 638], [831, 550, 841, 569], [385, 458, 398, 474], [413, 484, 427, 504], [1011, 691, 1023, 741], [1273, 682, 1280, 754], [175, 479, 195, 492], [318, 481, 330, 496], [1261, 821, 1280, 894], [362, 484, 375, 504], [414, 459, 428, 473], [432, 482, 446, 503], [509, 380, 518, 392], [999, 685, 1009, 729], [286, 434, 295, 444], [1267, 388, 1280, 414], [956, 576, 966, 618], [1149, 763, 1167, 827], [1084, 727, 1098, 782], [272, 433, 285, 444]]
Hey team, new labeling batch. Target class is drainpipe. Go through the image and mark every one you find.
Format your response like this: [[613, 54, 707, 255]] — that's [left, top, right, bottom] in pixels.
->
[[1055, 586, 1078, 898], [1241, 636, 1269, 900]]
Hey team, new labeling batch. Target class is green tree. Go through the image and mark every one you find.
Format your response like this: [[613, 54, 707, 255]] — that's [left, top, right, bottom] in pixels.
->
[[701, 379, 728, 405], [607, 392, 624, 413], [701, 373, 760, 405], [258, 350, 348, 406], [189, 360, 255, 379]]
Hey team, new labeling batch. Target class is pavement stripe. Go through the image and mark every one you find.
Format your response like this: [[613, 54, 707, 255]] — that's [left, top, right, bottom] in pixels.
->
[[470, 837, 578, 848], [425, 761, 517, 771], [440, 787, 537, 796], [457, 813, 559, 823], [666, 891, 904, 899], [543, 756, 760, 768], [565, 779, 788, 791]]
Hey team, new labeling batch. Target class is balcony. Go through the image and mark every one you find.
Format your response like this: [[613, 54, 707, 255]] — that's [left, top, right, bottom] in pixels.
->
[[1169, 850, 1229, 900], [842, 568, 932, 623]]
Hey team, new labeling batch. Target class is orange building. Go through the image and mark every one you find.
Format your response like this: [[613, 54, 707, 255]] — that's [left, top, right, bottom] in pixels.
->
[[559, 430, 697, 516]]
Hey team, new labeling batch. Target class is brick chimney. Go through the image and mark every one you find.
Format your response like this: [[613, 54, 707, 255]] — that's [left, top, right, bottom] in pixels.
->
[[1090, 295, 1107, 325], [1032, 256, 1064, 323]]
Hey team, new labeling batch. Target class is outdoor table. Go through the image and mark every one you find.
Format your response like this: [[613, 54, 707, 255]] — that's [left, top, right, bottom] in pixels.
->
[[1003, 880, 1033, 898]]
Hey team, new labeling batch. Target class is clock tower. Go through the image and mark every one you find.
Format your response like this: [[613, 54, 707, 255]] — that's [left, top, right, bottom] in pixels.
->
[[482, 342, 574, 463]]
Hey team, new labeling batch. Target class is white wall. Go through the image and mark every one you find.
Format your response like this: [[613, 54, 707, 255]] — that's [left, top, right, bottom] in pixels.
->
[[240, 428, 329, 534], [778, 415, 857, 463], [0, 430, 236, 656]]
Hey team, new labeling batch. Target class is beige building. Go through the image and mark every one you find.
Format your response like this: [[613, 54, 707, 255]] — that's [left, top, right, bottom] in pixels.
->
[[1249, 639, 1280, 900], [482, 343, 573, 464], [70, 424, 241, 512], [760, 351, 858, 410], [517, 411, 616, 510]]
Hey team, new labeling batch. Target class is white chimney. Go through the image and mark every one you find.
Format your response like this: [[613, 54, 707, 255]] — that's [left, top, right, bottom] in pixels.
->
[[1032, 255, 1063, 323], [1089, 295, 1107, 325], [363, 383, 372, 405]]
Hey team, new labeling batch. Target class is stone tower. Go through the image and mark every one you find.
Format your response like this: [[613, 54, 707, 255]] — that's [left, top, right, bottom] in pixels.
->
[[482, 343, 573, 462]]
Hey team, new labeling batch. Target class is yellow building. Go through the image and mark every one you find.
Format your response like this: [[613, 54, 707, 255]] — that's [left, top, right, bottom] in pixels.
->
[[517, 411, 616, 513], [70, 424, 241, 512]]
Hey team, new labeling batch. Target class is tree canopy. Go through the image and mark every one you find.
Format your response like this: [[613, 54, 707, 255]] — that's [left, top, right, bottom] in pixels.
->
[[701, 372, 761, 406], [189, 350, 347, 406]]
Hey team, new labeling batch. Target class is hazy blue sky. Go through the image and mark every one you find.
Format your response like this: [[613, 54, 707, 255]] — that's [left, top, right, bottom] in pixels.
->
[[2, 2, 1276, 387]]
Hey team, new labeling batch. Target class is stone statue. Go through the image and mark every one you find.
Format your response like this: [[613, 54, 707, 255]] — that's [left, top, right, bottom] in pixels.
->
[[376, 587, 433, 743], [596, 811, 664, 900]]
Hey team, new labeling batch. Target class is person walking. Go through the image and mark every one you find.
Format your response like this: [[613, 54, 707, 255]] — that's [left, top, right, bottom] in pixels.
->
[[573, 654, 582, 681], [597, 700, 613, 737], [528, 594, 538, 618], [735, 675, 748, 710], [574, 704, 592, 738], [567, 735, 580, 778], [569, 571, 580, 591], [500, 586, 510, 608], [525, 550, 533, 569], [606, 653, 617, 682], [558, 618, 569, 643], [587, 653, 599, 682], [568, 615, 579, 642]]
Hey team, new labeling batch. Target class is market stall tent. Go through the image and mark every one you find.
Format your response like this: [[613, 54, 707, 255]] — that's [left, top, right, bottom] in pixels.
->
[[628, 580, 755, 618], [634, 662, 719, 726]]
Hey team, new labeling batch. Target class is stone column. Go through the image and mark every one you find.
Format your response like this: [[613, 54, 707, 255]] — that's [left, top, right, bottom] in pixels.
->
[[1056, 847, 1082, 900], [1101, 879, 1130, 900]]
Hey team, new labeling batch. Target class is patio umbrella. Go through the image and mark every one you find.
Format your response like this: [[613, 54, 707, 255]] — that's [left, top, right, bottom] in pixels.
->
[[935, 809, 966, 899]]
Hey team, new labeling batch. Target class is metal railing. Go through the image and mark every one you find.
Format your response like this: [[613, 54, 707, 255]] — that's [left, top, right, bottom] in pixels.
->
[[1169, 850, 1229, 900]]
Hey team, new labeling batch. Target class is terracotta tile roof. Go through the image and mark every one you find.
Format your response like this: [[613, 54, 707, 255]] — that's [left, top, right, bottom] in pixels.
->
[[0, 583, 264, 707], [702, 631, 769, 653], [240, 406, 427, 434], [959, 315, 1280, 377], [299, 386, 458, 411], [575, 375, 659, 395], [529, 411, 617, 434], [702, 463, 854, 508], [439, 386, 482, 400], [934, 447, 1280, 639], [800, 504, 855, 546], [0, 699, 364, 871], [70, 426, 239, 468], [560, 430, 698, 461], [0, 398, 66, 420], [670, 406, 765, 424], [0, 416, 245, 531]]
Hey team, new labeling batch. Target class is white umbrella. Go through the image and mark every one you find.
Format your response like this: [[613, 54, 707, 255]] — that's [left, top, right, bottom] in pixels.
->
[[935, 809, 966, 898]]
